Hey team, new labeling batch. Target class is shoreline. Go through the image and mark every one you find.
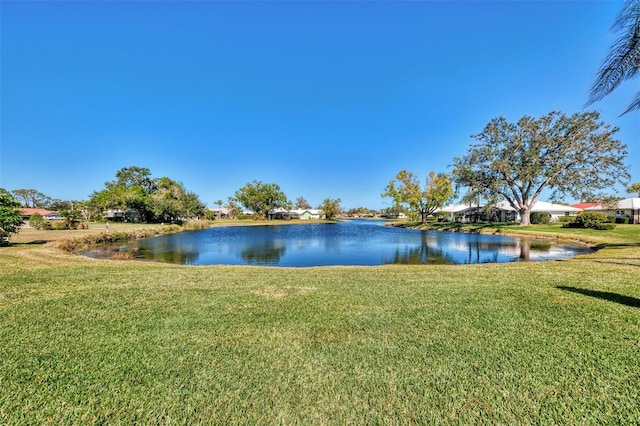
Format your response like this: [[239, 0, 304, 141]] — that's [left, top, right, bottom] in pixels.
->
[[385, 221, 607, 249]]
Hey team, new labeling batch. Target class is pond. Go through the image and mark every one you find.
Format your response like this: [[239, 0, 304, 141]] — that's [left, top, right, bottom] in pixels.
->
[[85, 219, 592, 267]]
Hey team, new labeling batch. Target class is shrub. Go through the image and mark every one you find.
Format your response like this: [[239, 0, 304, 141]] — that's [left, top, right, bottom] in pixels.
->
[[563, 211, 616, 230], [29, 213, 44, 230], [183, 220, 211, 230], [530, 211, 551, 224], [51, 220, 68, 230], [558, 215, 574, 223], [615, 216, 629, 224], [161, 224, 181, 234]]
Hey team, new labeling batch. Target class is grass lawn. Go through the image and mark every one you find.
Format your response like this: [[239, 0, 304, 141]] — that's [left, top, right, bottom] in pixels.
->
[[1, 223, 639, 424]]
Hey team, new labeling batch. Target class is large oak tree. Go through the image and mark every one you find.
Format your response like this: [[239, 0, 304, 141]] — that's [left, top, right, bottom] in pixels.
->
[[452, 111, 629, 225], [89, 166, 205, 222], [234, 180, 289, 219]]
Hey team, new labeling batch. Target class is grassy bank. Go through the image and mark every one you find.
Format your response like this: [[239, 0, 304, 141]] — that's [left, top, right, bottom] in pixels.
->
[[1, 224, 639, 424]]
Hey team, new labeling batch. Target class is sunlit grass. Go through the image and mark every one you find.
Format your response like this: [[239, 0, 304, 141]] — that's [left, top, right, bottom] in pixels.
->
[[1, 223, 639, 424]]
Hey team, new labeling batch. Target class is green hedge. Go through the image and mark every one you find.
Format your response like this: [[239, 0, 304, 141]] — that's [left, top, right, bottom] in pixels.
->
[[530, 211, 551, 224], [563, 211, 616, 230]]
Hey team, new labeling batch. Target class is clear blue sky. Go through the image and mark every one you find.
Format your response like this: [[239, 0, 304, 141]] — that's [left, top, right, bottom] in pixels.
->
[[1, 1, 638, 210]]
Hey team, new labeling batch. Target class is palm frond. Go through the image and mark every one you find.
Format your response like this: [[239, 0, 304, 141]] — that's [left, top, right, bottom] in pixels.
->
[[621, 90, 640, 115], [586, 0, 640, 113]]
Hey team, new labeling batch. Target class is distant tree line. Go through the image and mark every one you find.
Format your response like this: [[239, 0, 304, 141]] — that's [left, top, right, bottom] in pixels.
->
[[3, 112, 636, 243]]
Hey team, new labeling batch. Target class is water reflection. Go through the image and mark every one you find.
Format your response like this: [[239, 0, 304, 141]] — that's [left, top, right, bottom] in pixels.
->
[[136, 236, 200, 264], [387, 231, 454, 265], [240, 240, 287, 265], [84, 220, 590, 267]]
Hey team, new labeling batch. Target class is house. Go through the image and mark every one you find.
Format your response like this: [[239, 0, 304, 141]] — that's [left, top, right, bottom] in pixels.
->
[[436, 204, 479, 222], [436, 201, 581, 223], [578, 198, 640, 224], [21, 208, 62, 226], [289, 209, 325, 220], [267, 209, 326, 220], [379, 212, 407, 219], [105, 209, 141, 222], [209, 207, 233, 219], [268, 208, 291, 220], [496, 201, 582, 222]]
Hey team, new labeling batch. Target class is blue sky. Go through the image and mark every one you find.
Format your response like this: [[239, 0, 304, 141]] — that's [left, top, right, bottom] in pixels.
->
[[1, 1, 638, 210]]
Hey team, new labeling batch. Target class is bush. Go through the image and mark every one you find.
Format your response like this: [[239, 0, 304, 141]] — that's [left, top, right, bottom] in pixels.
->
[[530, 211, 551, 224], [563, 211, 616, 230], [183, 220, 211, 230], [161, 224, 181, 234], [53, 221, 68, 230], [29, 213, 44, 230], [615, 216, 629, 224], [558, 215, 574, 223]]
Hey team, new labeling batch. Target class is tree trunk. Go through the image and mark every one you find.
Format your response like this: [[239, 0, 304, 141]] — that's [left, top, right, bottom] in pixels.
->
[[519, 207, 531, 226]]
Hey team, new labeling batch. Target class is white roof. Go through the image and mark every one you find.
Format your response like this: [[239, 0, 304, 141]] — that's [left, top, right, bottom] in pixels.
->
[[436, 204, 474, 213], [531, 201, 582, 212], [584, 198, 640, 210], [290, 209, 323, 215], [487, 201, 582, 212], [618, 198, 640, 209]]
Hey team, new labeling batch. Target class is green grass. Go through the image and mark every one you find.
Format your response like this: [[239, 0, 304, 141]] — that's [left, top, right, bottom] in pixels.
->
[[1, 224, 639, 424]]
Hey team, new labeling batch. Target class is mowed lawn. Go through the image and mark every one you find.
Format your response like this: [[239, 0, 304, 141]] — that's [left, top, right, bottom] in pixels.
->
[[1, 224, 639, 424]]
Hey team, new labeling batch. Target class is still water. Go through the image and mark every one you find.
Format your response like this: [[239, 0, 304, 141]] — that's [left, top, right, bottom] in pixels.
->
[[86, 220, 591, 267]]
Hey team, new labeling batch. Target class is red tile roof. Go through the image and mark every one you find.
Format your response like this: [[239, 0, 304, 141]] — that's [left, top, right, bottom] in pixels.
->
[[570, 203, 600, 210], [21, 208, 58, 216]]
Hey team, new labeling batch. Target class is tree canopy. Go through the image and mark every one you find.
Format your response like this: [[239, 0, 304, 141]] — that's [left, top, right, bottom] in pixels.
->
[[294, 197, 311, 210], [382, 170, 454, 223], [152, 177, 205, 222], [318, 197, 341, 220], [0, 189, 25, 245], [452, 111, 629, 225], [234, 181, 289, 219], [11, 189, 52, 208], [89, 166, 205, 222]]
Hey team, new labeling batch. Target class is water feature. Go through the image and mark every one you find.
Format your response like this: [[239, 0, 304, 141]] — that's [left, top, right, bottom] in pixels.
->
[[84, 219, 592, 266]]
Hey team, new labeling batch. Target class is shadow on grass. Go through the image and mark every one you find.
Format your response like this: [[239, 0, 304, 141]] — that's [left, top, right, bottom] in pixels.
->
[[10, 240, 49, 246], [557, 286, 640, 308], [590, 259, 640, 268]]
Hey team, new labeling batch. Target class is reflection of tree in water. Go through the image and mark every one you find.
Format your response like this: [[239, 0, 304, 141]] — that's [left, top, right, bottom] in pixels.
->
[[387, 232, 455, 265], [133, 238, 201, 264], [518, 240, 551, 261], [467, 242, 499, 264], [87, 243, 200, 264], [240, 241, 286, 265], [386, 232, 553, 265], [139, 248, 199, 264]]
